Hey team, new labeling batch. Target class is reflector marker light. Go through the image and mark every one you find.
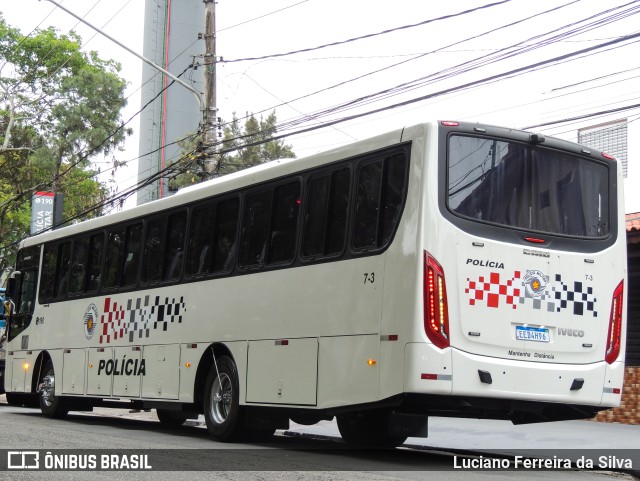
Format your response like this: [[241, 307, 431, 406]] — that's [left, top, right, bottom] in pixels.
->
[[524, 236, 546, 244], [421, 373, 453, 381], [424, 251, 450, 349], [367, 359, 377, 366], [381, 334, 399, 341], [275, 339, 289, 346], [605, 280, 624, 364], [603, 387, 622, 394]]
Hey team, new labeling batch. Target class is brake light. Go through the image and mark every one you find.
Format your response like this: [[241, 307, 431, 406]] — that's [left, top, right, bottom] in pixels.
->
[[440, 121, 459, 127], [605, 280, 624, 364], [424, 252, 450, 349]]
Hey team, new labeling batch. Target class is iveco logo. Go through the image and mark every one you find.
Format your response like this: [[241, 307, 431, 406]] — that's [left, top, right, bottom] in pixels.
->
[[558, 328, 585, 337]]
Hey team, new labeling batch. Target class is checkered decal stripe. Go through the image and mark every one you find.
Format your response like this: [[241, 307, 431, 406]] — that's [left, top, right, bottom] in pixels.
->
[[465, 272, 521, 310], [99, 295, 186, 344], [465, 271, 597, 316]]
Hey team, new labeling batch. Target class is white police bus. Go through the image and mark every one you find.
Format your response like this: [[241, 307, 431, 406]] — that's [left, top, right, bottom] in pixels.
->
[[2, 120, 626, 445]]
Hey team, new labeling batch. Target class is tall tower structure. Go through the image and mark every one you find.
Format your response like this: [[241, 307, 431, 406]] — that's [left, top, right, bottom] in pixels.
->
[[137, 0, 205, 205]]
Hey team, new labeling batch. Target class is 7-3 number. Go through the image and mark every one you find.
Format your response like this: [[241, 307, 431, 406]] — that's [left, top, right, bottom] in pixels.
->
[[364, 272, 375, 284]]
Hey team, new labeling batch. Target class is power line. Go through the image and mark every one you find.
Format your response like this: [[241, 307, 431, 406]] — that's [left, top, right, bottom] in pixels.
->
[[266, 4, 640, 137], [521, 103, 640, 129], [218, 0, 311, 32], [220, 0, 583, 130], [220, 0, 513, 63]]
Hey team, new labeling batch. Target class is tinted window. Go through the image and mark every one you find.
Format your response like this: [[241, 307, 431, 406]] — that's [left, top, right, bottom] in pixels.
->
[[9, 247, 40, 341], [303, 175, 330, 257], [122, 223, 143, 286], [40, 244, 57, 301], [353, 161, 383, 249], [269, 181, 300, 263], [69, 237, 89, 295], [163, 211, 187, 281], [212, 198, 239, 272], [142, 218, 165, 283], [239, 191, 271, 267], [303, 168, 350, 258], [186, 202, 215, 276], [380, 153, 408, 244], [104, 227, 126, 289], [448, 135, 610, 237], [86, 233, 104, 292], [55, 242, 72, 298]]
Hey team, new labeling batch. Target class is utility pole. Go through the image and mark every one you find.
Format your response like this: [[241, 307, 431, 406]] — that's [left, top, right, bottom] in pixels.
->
[[202, 0, 218, 176]]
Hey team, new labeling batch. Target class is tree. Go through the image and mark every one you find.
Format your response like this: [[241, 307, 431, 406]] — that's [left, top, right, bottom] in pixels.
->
[[168, 110, 295, 191], [219, 111, 295, 174], [0, 14, 131, 272]]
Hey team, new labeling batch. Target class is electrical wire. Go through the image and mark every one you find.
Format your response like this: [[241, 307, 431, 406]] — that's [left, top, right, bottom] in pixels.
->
[[220, 0, 513, 63]]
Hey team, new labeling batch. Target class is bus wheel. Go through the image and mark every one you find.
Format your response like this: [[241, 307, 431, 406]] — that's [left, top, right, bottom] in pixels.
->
[[203, 355, 245, 442], [336, 410, 407, 448], [39, 361, 68, 419], [156, 409, 189, 427]]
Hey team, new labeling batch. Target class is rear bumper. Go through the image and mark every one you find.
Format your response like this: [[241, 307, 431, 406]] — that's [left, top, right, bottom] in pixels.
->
[[404, 343, 623, 408]]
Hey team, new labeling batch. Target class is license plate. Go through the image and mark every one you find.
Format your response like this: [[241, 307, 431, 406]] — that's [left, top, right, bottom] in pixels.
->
[[515, 326, 550, 342]]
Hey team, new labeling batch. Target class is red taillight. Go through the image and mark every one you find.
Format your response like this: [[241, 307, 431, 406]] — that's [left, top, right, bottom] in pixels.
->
[[424, 251, 450, 349], [440, 121, 459, 127], [605, 280, 624, 364]]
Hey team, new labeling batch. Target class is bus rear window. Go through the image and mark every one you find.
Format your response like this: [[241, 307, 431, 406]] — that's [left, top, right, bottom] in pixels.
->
[[447, 135, 610, 238]]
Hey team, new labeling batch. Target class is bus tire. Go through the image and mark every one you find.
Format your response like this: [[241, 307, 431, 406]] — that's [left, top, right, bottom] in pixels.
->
[[336, 410, 407, 448], [203, 355, 246, 442], [156, 409, 189, 427], [39, 361, 68, 419]]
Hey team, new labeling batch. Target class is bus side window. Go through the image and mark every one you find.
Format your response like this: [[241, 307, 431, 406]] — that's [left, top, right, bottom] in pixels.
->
[[86, 233, 104, 292], [163, 211, 187, 281], [39, 244, 58, 302], [142, 217, 165, 284], [325, 168, 350, 255], [269, 181, 300, 264], [302, 168, 351, 259], [69, 237, 89, 296], [212, 197, 239, 272], [122, 223, 143, 287], [352, 152, 408, 251], [353, 160, 383, 250], [186, 202, 215, 276], [302, 175, 330, 257], [380, 153, 408, 245], [104, 228, 126, 289], [239, 190, 272, 267], [55, 242, 72, 299]]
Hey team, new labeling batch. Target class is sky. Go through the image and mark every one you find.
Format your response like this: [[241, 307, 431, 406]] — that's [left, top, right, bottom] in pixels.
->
[[2, 0, 640, 212]]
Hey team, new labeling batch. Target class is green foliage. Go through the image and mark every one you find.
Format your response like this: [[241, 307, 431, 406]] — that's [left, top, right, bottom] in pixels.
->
[[168, 111, 295, 191], [0, 14, 130, 272], [219, 111, 295, 174]]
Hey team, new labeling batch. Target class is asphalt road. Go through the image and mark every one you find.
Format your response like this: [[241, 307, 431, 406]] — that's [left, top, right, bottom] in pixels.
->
[[0, 396, 634, 480]]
